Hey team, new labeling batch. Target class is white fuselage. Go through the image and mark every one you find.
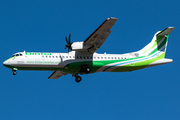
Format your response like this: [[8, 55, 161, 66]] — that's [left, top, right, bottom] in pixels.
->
[[3, 51, 130, 71]]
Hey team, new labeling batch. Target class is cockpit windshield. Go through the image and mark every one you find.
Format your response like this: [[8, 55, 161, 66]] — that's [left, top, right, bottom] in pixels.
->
[[11, 53, 23, 57], [11, 55, 15, 57]]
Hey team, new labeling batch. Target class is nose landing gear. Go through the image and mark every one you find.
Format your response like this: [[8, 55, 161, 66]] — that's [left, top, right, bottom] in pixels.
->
[[12, 68, 18, 75], [13, 71, 17, 75]]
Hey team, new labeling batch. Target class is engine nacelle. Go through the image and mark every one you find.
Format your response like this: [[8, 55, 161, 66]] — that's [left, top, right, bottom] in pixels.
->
[[71, 42, 90, 51]]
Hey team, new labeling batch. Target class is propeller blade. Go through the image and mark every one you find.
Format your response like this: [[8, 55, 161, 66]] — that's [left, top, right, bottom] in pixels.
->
[[65, 36, 68, 43], [65, 33, 72, 52], [69, 33, 71, 44]]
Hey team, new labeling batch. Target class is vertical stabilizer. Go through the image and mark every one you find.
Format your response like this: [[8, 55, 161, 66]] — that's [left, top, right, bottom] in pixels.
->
[[138, 27, 175, 58]]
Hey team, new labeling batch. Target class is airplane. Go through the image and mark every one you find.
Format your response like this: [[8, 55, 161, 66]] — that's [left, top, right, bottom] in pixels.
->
[[3, 17, 174, 83]]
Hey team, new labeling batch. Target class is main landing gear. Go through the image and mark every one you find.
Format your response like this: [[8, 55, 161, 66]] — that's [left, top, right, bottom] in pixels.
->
[[73, 66, 91, 83], [75, 75, 82, 83], [81, 66, 91, 74], [85, 67, 91, 74], [73, 74, 82, 83]]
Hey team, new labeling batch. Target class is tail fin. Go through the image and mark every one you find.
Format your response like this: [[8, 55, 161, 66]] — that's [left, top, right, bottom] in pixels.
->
[[138, 27, 175, 58]]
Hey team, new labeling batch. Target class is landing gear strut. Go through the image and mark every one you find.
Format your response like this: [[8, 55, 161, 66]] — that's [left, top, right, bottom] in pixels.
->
[[74, 75, 82, 83]]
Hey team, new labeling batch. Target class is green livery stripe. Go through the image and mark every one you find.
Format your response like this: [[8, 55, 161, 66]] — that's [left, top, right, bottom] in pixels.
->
[[142, 35, 168, 56], [148, 36, 168, 56], [112, 53, 165, 72], [149, 36, 164, 51], [103, 46, 166, 72], [4, 56, 18, 62]]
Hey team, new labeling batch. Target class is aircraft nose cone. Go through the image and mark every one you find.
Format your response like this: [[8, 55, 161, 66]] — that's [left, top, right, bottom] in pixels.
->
[[3, 61, 6, 65], [3, 60, 9, 67]]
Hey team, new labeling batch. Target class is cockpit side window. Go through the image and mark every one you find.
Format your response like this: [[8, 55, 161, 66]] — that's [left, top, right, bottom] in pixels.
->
[[20, 54, 23, 56], [11, 55, 15, 57], [16, 54, 19, 56]]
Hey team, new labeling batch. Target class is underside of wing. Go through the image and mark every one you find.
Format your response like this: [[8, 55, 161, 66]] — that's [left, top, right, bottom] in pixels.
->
[[84, 17, 118, 53], [48, 70, 68, 79]]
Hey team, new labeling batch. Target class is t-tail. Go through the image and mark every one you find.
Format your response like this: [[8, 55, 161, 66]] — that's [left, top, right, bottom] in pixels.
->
[[137, 27, 175, 67]]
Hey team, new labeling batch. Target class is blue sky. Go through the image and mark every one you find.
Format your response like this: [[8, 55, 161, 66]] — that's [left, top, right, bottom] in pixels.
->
[[1, 0, 180, 119]]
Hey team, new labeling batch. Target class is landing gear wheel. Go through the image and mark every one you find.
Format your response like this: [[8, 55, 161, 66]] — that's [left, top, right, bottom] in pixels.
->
[[13, 71, 17, 75], [75, 76, 82, 83], [85, 67, 91, 74]]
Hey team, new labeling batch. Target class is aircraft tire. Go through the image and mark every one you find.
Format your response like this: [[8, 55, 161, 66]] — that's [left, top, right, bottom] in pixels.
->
[[13, 71, 17, 75], [85, 67, 91, 74], [75, 76, 82, 83]]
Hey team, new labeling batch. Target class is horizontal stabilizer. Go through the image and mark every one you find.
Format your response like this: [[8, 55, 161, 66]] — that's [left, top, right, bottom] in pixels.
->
[[156, 27, 175, 36], [145, 58, 173, 68]]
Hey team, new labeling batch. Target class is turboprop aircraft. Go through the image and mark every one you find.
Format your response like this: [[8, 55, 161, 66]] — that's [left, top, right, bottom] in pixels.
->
[[3, 17, 174, 83]]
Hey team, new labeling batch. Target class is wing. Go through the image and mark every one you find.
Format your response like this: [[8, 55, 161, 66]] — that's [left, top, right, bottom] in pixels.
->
[[48, 70, 68, 79], [84, 17, 118, 53]]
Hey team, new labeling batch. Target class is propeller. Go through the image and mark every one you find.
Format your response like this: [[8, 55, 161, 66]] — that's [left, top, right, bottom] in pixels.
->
[[65, 33, 72, 52]]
